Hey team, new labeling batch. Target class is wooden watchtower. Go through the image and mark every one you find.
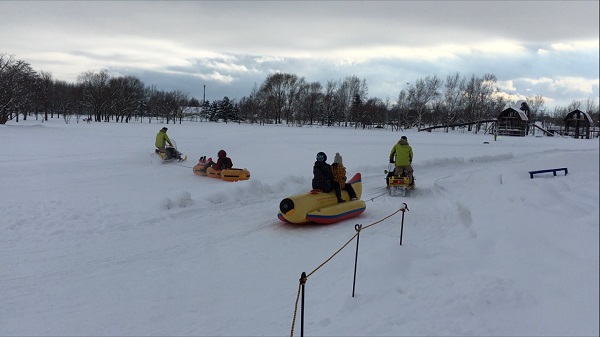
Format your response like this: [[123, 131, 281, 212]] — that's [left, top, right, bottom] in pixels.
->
[[496, 106, 529, 137], [564, 109, 593, 139]]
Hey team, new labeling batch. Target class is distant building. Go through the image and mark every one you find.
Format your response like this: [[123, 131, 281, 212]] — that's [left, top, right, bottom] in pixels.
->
[[496, 106, 529, 137], [564, 109, 593, 139]]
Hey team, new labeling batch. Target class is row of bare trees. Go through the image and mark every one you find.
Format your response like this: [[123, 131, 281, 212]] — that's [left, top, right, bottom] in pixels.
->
[[1, 54, 194, 125], [233, 73, 369, 126], [236, 71, 598, 130], [2, 53, 598, 128]]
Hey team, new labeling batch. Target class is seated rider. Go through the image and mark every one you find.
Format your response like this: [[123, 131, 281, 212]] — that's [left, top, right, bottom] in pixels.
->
[[201, 150, 233, 172], [155, 127, 174, 158], [331, 152, 358, 200], [389, 135, 414, 186], [312, 152, 344, 203]]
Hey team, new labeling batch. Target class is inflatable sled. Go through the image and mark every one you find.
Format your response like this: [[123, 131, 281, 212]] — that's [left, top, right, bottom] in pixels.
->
[[385, 164, 415, 197], [278, 172, 366, 225], [155, 145, 187, 163], [193, 164, 250, 182]]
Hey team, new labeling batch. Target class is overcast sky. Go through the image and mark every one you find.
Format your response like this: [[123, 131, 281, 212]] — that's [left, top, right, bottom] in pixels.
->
[[2, 1, 598, 110]]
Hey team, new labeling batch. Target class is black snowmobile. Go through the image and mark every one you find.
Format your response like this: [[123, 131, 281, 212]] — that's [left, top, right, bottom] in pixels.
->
[[155, 140, 187, 163]]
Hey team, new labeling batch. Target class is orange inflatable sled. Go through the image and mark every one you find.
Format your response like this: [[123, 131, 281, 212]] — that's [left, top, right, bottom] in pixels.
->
[[193, 164, 250, 182]]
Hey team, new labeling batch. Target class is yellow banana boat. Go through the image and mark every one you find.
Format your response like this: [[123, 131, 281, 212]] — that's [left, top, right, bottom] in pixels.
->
[[278, 172, 366, 224]]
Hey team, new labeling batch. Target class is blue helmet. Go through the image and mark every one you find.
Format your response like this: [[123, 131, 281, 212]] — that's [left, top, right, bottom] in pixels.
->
[[316, 152, 327, 162]]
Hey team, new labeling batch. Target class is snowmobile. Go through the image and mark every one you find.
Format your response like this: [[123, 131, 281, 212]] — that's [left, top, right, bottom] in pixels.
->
[[155, 141, 187, 163], [385, 163, 415, 197]]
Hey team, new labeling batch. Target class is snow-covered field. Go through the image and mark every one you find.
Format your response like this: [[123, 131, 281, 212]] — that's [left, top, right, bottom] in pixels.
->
[[1, 119, 598, 336]]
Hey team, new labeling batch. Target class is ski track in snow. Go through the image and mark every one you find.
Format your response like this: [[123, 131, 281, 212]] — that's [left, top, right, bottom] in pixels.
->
[[1, 121, 598, 336]]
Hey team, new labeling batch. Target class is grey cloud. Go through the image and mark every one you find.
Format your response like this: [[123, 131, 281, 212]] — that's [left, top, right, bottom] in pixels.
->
[[1, 0, 597, 108], [5, 1, 598, 48]]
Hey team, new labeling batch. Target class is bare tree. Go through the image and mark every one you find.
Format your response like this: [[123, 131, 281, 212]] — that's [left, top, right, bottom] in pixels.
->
[[168, 90, 189, 124], [583, 98, 599, 128], [407, 75, 442, 129], [284, 75, 304, 124], [37, 71, 53, 121], [462, 74, 499, 132], [442, 72, 465, 131], [361, 97, 388, 129], [0, 54, 17, 124], [566, 100, 583, 112], [526, 95, 545, 119], [0, 54, 39, 124], [390, 89, 410, 131], [524, 94, 545, 134], [322, 79, 340, 126], [108, 75, 145, 123], [51, 80, 78, 122], [293, 81, 323, 125], [257, 72, 301, 124], [237, 84, 262, 124], [583, 98, 598, 114], [77, 70, 111, 122], [337, 75, 368, 127]]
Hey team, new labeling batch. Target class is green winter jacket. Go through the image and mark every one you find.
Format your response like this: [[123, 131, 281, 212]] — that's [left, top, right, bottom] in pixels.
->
[[155, 130, 173, 148], [389, 139, 413, 166]]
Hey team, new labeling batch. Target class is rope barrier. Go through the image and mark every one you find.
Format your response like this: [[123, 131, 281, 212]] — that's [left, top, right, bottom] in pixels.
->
[[362, 206, 406, 230], [306, 233, 359, 279], [290, 205, 408, 337], [301, 205, 407, 279]]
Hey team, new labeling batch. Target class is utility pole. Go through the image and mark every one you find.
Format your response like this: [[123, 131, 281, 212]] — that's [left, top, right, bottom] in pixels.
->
[[203, 85, 206, 104]]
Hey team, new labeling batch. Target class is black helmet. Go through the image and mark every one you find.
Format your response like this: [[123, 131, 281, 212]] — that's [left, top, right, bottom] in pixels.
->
[[316, 152, 327, 162]]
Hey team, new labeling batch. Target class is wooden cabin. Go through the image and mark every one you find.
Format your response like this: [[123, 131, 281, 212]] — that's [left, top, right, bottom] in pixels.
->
[[564, 109, 593, 139], [496, 107, 529, 136]]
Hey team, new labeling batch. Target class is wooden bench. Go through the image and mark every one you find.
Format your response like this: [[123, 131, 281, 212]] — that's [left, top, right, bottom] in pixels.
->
[[529, 168, 568, 179]]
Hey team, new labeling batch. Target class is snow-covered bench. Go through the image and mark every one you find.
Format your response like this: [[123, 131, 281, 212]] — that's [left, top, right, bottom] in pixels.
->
[[529, 167, 568, 179]]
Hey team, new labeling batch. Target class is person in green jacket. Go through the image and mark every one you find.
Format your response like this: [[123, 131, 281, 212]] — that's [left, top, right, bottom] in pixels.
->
[[389, 135, 414, 185], [155, 127, 173, 158]]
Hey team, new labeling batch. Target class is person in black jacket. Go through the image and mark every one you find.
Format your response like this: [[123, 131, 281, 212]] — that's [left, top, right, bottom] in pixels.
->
[[312, 152, 344, 203]]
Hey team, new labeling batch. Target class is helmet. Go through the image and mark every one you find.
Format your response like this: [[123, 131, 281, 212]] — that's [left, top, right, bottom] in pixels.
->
[[316, 152, 327, 162]]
